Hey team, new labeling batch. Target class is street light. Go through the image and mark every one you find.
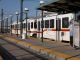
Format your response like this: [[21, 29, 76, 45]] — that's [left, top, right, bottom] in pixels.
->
[[40, 0, 44, 42], [16, 11, 19, 37], [40, 0, 44, 6], [9, 15, 12, 35], [20, 0, 23, 38], [24, 8, 29, 38]]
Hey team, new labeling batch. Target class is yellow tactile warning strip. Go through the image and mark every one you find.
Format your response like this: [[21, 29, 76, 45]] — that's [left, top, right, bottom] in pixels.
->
[[0, 35, 80, 60]]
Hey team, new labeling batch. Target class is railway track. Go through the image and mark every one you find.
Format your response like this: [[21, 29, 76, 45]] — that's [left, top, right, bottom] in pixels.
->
[[0, 39, 54, 60]]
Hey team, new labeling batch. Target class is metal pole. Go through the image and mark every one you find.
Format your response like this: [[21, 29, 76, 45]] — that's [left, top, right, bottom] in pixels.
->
[[6, 18, 8, 33], [16, 15, 18, 37], [1, 9, 3, 33], [25, 13, 28, 38], [10, 16, 12, 35], [20, 0, 23, 38], [41, 10, 43, 42]]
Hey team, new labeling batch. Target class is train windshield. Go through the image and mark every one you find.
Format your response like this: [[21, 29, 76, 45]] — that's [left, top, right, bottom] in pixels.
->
[[62, 17, 69, 28]]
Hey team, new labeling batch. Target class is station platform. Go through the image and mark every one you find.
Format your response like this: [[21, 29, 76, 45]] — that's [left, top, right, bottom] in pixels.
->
[[0, 34, 80, 60]]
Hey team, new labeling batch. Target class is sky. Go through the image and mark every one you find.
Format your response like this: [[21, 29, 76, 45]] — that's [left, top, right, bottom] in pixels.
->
[[0, 0, 49, 18], [0, 0, 56, 22]]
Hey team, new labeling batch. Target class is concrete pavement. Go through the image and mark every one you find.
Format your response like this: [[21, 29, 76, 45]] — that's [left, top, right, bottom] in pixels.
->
[[0, 34, 80, 60]]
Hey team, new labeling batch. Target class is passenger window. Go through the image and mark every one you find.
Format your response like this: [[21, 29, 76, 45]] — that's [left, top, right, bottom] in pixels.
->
[[34, 22, 37, 28], [62, 17, 69, 28], [50, 19, 54, 28], [45, 20, 49, 28], [31, 22, 33, 28], [41, 20, 44, 28], [38, 21, 40, 30]]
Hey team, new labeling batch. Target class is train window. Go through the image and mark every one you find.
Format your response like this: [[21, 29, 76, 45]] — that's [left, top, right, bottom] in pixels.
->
[[50, 19, 54, 28], [41, 20, 44, 28], [45, 20, 49, 28], [38, 21, 40, 30], [31, 22, 33, 28], [28, 23, 30, 30], [62, 17, 69, 28], [34, 22, 37, 28]]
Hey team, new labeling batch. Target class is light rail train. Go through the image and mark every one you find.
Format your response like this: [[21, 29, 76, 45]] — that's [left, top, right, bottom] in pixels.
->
[[11, 13, 79, 41]]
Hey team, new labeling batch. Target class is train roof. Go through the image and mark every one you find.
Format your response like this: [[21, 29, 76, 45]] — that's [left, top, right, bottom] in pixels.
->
[[23, 18, 36, 23]]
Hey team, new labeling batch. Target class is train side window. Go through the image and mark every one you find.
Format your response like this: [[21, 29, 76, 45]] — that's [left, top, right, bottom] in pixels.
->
[[62, 17, 69, 28], [41, 20, 44, 28], [31, 22, 33, 28], [50, 19, 54, 28], [28, 23, 30, 30], [34, 22, 37, 28], [45, 20, 49, 28], [38, 21, 40, 30]]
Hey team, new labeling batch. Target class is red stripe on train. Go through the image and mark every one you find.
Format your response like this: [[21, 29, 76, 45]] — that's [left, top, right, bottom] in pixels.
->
[[12, 28, 70, 34]]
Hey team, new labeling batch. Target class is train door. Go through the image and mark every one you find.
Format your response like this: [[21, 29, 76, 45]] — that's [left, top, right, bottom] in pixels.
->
[[56, 18, 61, 41]]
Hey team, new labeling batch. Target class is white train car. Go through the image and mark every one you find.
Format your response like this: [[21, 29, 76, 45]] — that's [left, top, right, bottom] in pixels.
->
[[37, 15, 57, 40], [11, 13, 77, 42], [12, 21, 20, 35], [23, 18, 37, 37], [12, 18, 37, 37], [37, 13, 74, 41]]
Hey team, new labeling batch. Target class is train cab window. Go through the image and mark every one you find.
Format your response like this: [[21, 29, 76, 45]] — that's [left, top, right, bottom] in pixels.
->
[[31, 22, 33, 28], [28, 23, 30, 30], [50, 19, 54, 28], [45, 20, 49, 28], [62, 17, 69, 28], [41, 20, 44, 28], [34, 22, 37, 28]]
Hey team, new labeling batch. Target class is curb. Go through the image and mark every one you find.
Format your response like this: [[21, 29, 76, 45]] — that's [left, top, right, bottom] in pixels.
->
[[0, 35, 80, 60]]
